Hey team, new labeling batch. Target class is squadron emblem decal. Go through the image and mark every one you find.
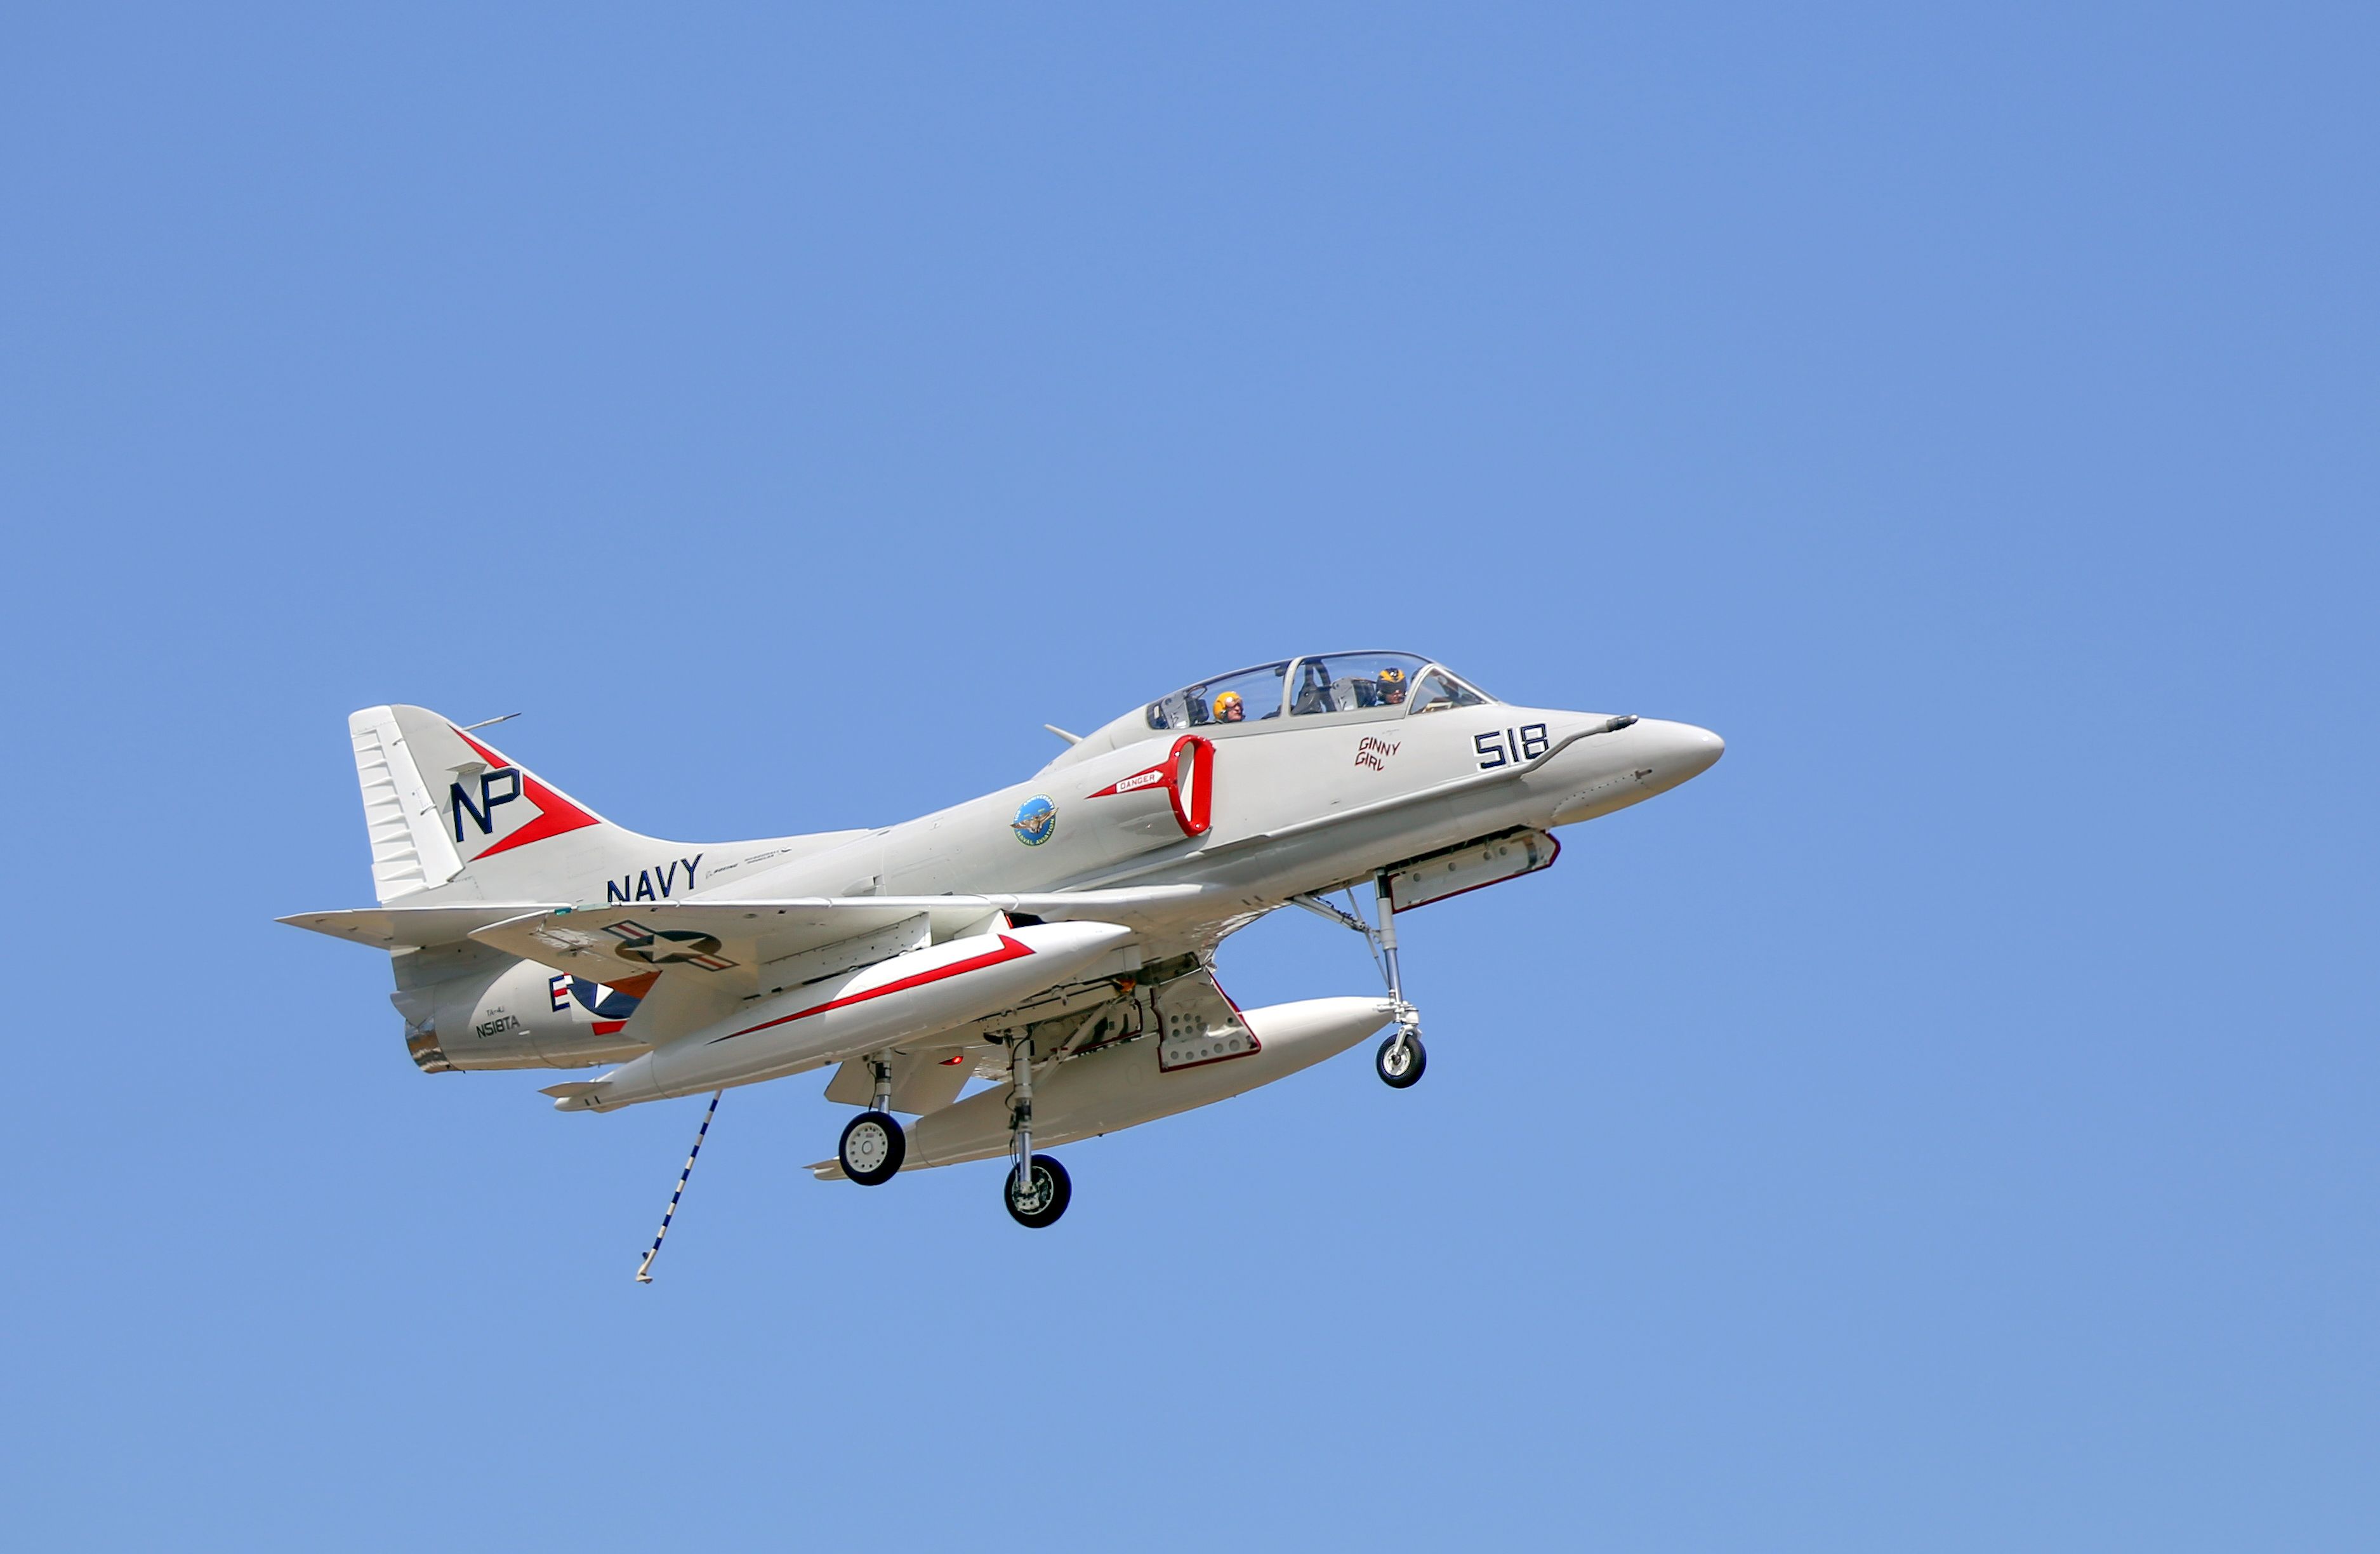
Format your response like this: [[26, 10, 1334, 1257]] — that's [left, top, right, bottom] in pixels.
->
[[1011, 794, 1057, 846], [444, 726, 602, 860]]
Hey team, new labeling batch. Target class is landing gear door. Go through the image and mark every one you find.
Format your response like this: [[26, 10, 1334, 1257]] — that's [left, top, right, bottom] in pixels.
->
[[1384, 828, 1560, 912]]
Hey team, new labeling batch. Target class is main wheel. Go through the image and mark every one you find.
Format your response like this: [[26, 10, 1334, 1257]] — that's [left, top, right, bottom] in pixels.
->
[[1376, 1030, 1426, 1088], [839, 1110, 906, 1186], [1003, 1153, 1072, 1228]]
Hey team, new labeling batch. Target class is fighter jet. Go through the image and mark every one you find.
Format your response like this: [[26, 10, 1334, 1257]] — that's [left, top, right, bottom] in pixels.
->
[[286, 650, 1722, 1232]]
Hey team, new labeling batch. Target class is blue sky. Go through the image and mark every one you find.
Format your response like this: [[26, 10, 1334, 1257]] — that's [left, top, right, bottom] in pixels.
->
[[4, 5, 2373, 1548]]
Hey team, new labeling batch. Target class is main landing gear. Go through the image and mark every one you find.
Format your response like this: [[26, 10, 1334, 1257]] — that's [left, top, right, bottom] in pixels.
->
[[1001, 1032, 1071, 1228], [1293, 872, 1428, 1090], [838, 1054, 906, 1186]]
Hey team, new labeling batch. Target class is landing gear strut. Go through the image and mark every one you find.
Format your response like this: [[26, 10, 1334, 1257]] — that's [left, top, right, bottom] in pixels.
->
[[838, 1054, 905, 1186], [1372, 875, 1426, 1088], [1292, 873, 1427, 1089], [1002, 1033, 1070, 1227]]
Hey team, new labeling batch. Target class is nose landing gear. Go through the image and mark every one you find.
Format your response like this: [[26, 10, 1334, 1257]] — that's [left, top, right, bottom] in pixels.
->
[[1293, 873, 1429, 1090], [1370, 873, 1427, 1090], [1375, 1030, 1425, 1087]]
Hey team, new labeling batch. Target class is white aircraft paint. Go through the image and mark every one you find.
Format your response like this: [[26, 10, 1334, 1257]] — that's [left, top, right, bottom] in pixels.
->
[[286, 649, 1722, 1228]]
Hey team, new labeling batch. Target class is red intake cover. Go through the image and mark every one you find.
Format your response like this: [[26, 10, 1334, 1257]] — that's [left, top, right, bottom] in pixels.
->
[[1087, 734, 1214, 837]]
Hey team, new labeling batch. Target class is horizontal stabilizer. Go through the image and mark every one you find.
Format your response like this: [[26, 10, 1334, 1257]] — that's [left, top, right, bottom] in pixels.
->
[[280, 904, 566, 948]]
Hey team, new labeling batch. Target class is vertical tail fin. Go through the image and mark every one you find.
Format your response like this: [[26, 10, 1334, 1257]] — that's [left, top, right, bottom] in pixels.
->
[[349, 707, 468, 903], [347, 705, 672, 903]]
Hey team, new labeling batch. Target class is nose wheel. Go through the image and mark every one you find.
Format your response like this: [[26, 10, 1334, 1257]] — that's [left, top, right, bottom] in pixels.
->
[[1376, 1029, 1426, 1088], [1003, 1153, 1072, 1228]]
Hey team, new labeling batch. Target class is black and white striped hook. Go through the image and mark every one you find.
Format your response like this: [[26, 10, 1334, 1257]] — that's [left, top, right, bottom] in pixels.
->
[[635, 1089, 723, 1285]]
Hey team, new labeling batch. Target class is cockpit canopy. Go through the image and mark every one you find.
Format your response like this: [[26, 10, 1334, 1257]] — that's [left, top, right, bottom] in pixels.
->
[[1040, 651, 1498, 774], [1144, 651, 1493, 729]]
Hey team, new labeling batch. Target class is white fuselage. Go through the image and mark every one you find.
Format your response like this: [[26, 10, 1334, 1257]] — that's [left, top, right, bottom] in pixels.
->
[[291, 663, 1724, 1096], [679, 702, 1720, 937]]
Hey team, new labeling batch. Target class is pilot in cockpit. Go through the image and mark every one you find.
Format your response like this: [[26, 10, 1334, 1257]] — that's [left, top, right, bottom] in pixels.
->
[[1377, 666, 1408, 705], [1213, 691, 1246, 723]]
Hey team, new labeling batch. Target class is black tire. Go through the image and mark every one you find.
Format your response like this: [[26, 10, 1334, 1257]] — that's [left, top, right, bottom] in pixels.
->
[[1003, 1153, 1072, 1228], [839, 1110, 906, 1186], [1376, 1031, 1426, 1088]]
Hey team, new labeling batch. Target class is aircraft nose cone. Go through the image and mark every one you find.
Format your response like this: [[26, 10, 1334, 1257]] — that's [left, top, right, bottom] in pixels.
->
[[1679, 723, 1725, 778], [1637, 719, 1723, 784]]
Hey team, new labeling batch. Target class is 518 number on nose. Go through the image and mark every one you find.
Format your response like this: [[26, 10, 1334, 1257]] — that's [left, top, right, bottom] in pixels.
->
[[1474, 723, 1549, 770]]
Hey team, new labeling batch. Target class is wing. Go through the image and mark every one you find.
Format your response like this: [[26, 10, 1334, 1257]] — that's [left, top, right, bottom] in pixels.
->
[[463, 886, 1215, 983], [280, 884, 1216, 959]]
